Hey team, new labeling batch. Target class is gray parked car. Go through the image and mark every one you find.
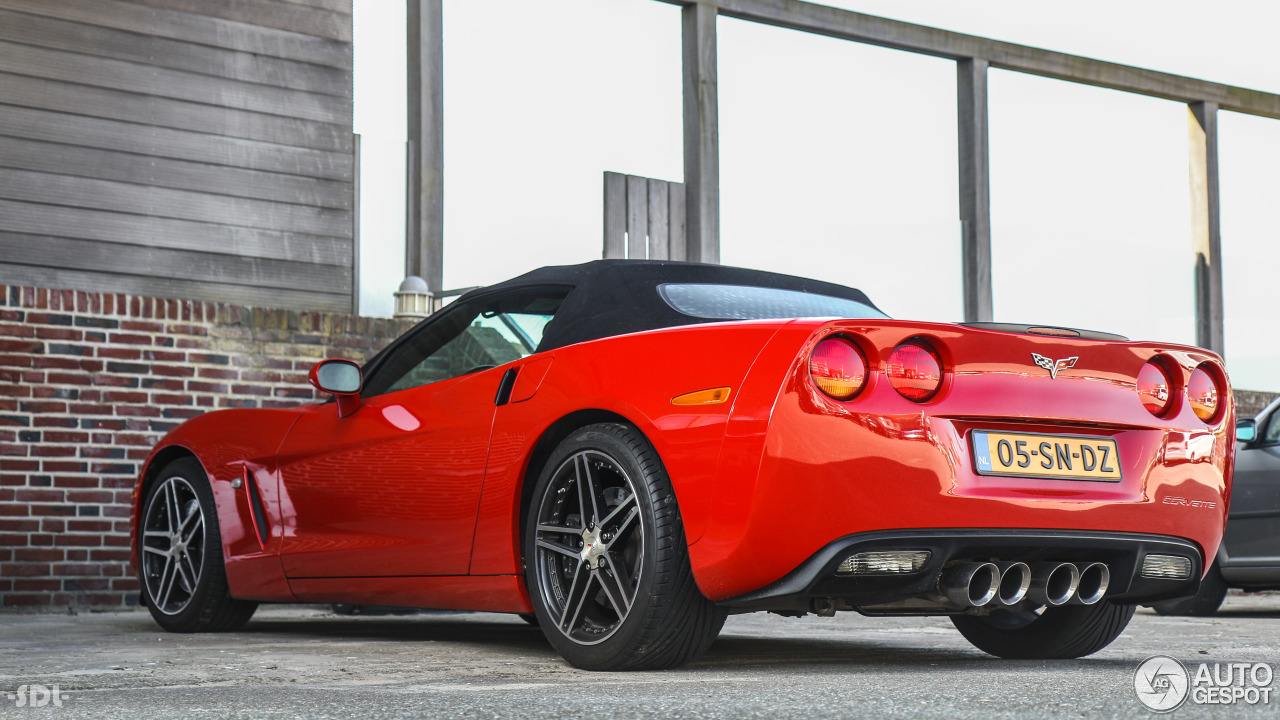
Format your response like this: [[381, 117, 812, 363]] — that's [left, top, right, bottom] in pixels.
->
[[1153, 397, 1280, 615]]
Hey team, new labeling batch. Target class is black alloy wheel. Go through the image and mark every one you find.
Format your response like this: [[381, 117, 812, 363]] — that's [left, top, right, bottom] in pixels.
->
[[524, 423, 725, 670], [139, 457, 257, 632]]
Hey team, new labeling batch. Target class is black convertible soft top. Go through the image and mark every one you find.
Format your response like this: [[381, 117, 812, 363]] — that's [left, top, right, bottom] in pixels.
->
[[456, 260, 882, 352]]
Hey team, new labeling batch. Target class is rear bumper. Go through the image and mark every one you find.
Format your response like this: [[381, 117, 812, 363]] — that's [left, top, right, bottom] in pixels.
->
[[718, 528, 1203, 613]]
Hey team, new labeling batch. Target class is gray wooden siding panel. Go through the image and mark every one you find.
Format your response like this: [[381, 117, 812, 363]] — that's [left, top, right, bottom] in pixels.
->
[[124, 0, 352, 42], [0, 263, 351, 312], [0, 169, 352, 237], [0, 1, 356, 312], [0, 233, 351, 292], [0, 0, 351, 68], [0, 106, 353, 179], [0, 137, 352, 210], [0, 9, 350, 96], [0, 199, 350, 266], [0, 41, 350, 124], [0, 73, 351, 152]]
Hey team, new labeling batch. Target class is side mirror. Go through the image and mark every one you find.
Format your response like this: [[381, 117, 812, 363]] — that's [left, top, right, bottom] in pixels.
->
[[309, 359, 363, 418], [1236, 419, 1257, 444]]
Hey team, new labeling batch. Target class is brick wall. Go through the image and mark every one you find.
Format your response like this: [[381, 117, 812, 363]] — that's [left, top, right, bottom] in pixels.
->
[[0, 285, 411, 609]]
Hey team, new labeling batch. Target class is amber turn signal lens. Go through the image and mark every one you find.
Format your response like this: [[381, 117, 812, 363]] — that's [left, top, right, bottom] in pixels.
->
[[886, 341, 943, 402], [1136, 360, 1172, 416], [1188, 365, 1220, 422], [810, 337, 868, 401], [671, 387, 732, 406]]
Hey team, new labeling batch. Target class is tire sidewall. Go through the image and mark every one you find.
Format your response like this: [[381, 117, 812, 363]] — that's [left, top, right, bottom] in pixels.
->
[[523, 425, 669, 669]]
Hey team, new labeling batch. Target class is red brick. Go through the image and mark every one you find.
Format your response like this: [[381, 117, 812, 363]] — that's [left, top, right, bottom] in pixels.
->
[[31, 446, 76, 458], [108, 333, 151, 345], [5, 560, 52, 573], [152, 365, 195, 377], [31, 357, 80, 370], [35, 327, 82, 341], [52, 475, 98, 488], [15, 489, 64, 502], [40, 461, 87, 472], [0, 339, 42, 353], [66, 490, 112, 504], [14, 579, 61, 592], [46, 372, 92, 385], [54, 534, 102, 547], [0, 324, 35, 338], [32, 416, 79, 428], [120, 320, 163, 333], [96, 347, 142, 360], [4, 593, 52, 606]]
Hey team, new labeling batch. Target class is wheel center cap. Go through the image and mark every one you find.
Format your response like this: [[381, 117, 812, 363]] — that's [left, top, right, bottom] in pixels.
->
[[580, 526, 607, 565]]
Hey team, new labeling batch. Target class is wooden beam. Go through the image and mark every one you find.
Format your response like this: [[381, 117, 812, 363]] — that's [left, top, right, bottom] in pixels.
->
[[656, 0, 1280, 120], [406, 0, 443, 292], [682, 2, 719, 263], [957, 58, 992, 323], [1188, 101, 1224, 355]]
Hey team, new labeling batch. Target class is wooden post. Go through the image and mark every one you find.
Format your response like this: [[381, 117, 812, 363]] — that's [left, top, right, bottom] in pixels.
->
[[352, 133, 361, 315], [603, 172, 626, 259], [1188, 101, 1224, 355], [407, 0, 444, 294], [682, 2, 719, 264], [957, 57, 992, 323], [626, 175, 649, 260]]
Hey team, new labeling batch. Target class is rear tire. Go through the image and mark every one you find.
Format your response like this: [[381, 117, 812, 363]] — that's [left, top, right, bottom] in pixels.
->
[[138, 457, 257, 632], [951, 601, 1135, 659], [523, 423, 726, 670], [1150, 563, 1227, 617]]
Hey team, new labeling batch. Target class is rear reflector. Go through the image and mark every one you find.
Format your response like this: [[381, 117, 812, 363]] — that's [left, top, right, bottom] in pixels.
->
[[1140, 554, 1192, 580], [1188, 365, 1220, 422], [836, 550, 931, 575]]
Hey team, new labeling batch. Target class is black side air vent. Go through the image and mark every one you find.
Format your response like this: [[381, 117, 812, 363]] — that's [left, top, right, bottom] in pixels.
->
[[243, 470, 270, 547]]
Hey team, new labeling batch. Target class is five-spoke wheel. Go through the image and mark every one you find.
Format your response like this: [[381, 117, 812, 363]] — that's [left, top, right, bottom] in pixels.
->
[[141, 475, 206, 615], [524, 423, 726, 670], [138, 457, 257, 632], [532, 450, 644, 645]]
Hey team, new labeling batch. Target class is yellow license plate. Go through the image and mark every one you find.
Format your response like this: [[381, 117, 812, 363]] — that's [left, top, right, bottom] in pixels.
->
[[971, 430, 1122, 482]]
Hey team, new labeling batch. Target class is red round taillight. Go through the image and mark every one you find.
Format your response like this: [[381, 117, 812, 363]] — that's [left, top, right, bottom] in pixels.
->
[[809, 337, 868, 401], [1188, 365, 1220, 422], [886, 341, 943, 402], [1136, 360, 1172, 416]]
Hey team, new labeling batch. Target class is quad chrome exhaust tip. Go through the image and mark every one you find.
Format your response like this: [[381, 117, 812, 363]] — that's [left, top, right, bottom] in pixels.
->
[[993, 562, 1031, 606], [1027, 562, 1081, 606], [1070, 562, 1111, 605], [939, 562, 1001, 608]]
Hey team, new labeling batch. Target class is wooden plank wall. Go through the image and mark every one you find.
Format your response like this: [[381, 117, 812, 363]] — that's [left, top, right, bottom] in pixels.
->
[[0, 0, 356, 312], [602, 172, 687, 261]]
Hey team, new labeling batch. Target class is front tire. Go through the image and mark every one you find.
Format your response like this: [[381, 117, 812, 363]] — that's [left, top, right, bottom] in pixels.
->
[[523, 423, 726, 670], [138, 457, 257, 632], [951, 602, 1136, 659]]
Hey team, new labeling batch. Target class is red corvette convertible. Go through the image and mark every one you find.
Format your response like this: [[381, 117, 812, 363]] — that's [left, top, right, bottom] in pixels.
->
[[131, 261, 1234, 670]]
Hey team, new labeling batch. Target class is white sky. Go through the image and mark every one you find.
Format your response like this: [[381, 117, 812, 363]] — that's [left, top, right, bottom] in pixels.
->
[[353, 0, 1280, 392]]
